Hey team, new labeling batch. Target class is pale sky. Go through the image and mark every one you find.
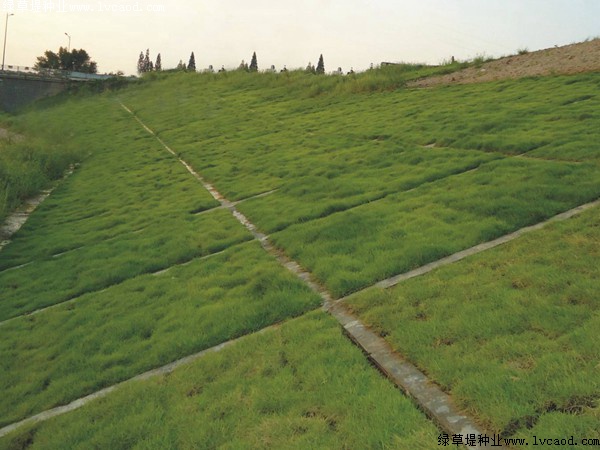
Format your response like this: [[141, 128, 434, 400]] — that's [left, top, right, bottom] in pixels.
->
[[3, 0, 599, 75]]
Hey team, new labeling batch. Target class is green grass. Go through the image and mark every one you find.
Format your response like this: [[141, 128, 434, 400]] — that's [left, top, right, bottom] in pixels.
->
[[0, 312, 440, 450], [0, 100, 219, 268], [0, 242, 321, 427], [121, 73, 600, 202], [0, 127, 81, 225], [1, 62, 598, 446], [236, 145, 499, 233], [0, 96, 254, 320], [0, 209, 250, 320], [345, 205, 600, 442], [270, 157, 600, 296]]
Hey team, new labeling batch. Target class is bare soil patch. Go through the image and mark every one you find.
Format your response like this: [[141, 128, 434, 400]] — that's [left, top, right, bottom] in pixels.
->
[[0, 127, 24, 142], [409, 39, 600, 88]]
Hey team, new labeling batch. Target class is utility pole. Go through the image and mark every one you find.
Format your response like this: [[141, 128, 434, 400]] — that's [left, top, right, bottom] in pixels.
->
[[2, 13, 14, 71], [65, 32, 71, 52]]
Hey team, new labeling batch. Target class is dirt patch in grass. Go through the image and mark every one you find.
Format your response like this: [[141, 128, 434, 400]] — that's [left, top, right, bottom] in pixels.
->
[[410, 39, 600, 88], [0, 128, 24, 143]]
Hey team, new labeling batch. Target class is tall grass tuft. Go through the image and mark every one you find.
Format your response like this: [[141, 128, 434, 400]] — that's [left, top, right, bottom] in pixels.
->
[[0, 135, 81, 223]]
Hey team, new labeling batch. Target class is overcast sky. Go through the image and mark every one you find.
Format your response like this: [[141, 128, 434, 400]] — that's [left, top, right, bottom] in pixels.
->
[[3, 0, 599, 75]]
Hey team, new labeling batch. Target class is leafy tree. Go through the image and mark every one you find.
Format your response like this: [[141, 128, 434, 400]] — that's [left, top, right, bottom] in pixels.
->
[[249, 52, 258, 72], [155, 53, 162, 71], [305, 62, 316, 74], [35, 47, 97, 73], [316, 54, 325, 74], [177, 60, 186, 71], [137, 51, 145, 74], [187, 52, 196, 71], [238, 60, 248, 72]]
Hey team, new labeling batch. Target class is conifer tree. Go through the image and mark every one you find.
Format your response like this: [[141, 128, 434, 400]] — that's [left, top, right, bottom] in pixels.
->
[[177, 60, 185, 71], [155, 53, 162, 71], [187, 52, 196, 71], [316, 54, 325, 74], [306, 62, 316, 74], [137, 51, 145, 74], [144, 49, 151, 72], [249, 52, 258, 72]]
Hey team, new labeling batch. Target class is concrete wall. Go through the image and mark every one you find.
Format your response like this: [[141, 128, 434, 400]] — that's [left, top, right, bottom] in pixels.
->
[[0, 75, 67, 113]]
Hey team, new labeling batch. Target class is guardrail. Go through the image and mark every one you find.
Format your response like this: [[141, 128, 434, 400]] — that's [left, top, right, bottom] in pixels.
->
[[0, 66, 121, 81], [1, 66, 69, 80]]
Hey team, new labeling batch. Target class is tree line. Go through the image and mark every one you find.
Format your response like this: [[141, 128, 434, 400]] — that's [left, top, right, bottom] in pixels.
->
[[34, 47, 97, 73], [137, 50, 330, 75]]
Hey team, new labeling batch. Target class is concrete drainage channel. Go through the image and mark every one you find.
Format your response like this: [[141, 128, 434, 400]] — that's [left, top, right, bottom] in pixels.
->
[[0, 165, 76, 253], [0, 190, 51, 252]]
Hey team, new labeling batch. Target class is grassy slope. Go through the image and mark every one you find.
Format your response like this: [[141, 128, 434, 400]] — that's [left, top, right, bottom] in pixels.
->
[[0, 65, 598, 445], [119, 71, 600, 299], [0, 91, 316, 425], [0, 312, 440, 450], [0, 242, 321, 427], [0, 98, 253, 320], [346, 205, 600, 443], [271, 157, 599, 296]]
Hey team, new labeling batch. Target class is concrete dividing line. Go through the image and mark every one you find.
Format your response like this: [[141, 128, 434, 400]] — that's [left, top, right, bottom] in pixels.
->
[[0, 261, 33, 274], [0, 324, 281, 439], [328, 302, 492, 450], [119, 102, 334, 305], [231, 189, 279, 206]]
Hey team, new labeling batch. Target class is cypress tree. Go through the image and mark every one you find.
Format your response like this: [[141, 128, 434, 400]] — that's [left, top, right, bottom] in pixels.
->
[[249, 52, 258, 72], [187, 52, 196, 71], [137, 51, 145, 74], [144, 49, 151, 72], [316, 54, 325, 74], [155, 53, 162, 71]]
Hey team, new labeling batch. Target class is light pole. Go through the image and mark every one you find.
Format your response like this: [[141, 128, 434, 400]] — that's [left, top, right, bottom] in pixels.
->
[[2, 13, 14, 71], [65, 32, 71, 52]]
